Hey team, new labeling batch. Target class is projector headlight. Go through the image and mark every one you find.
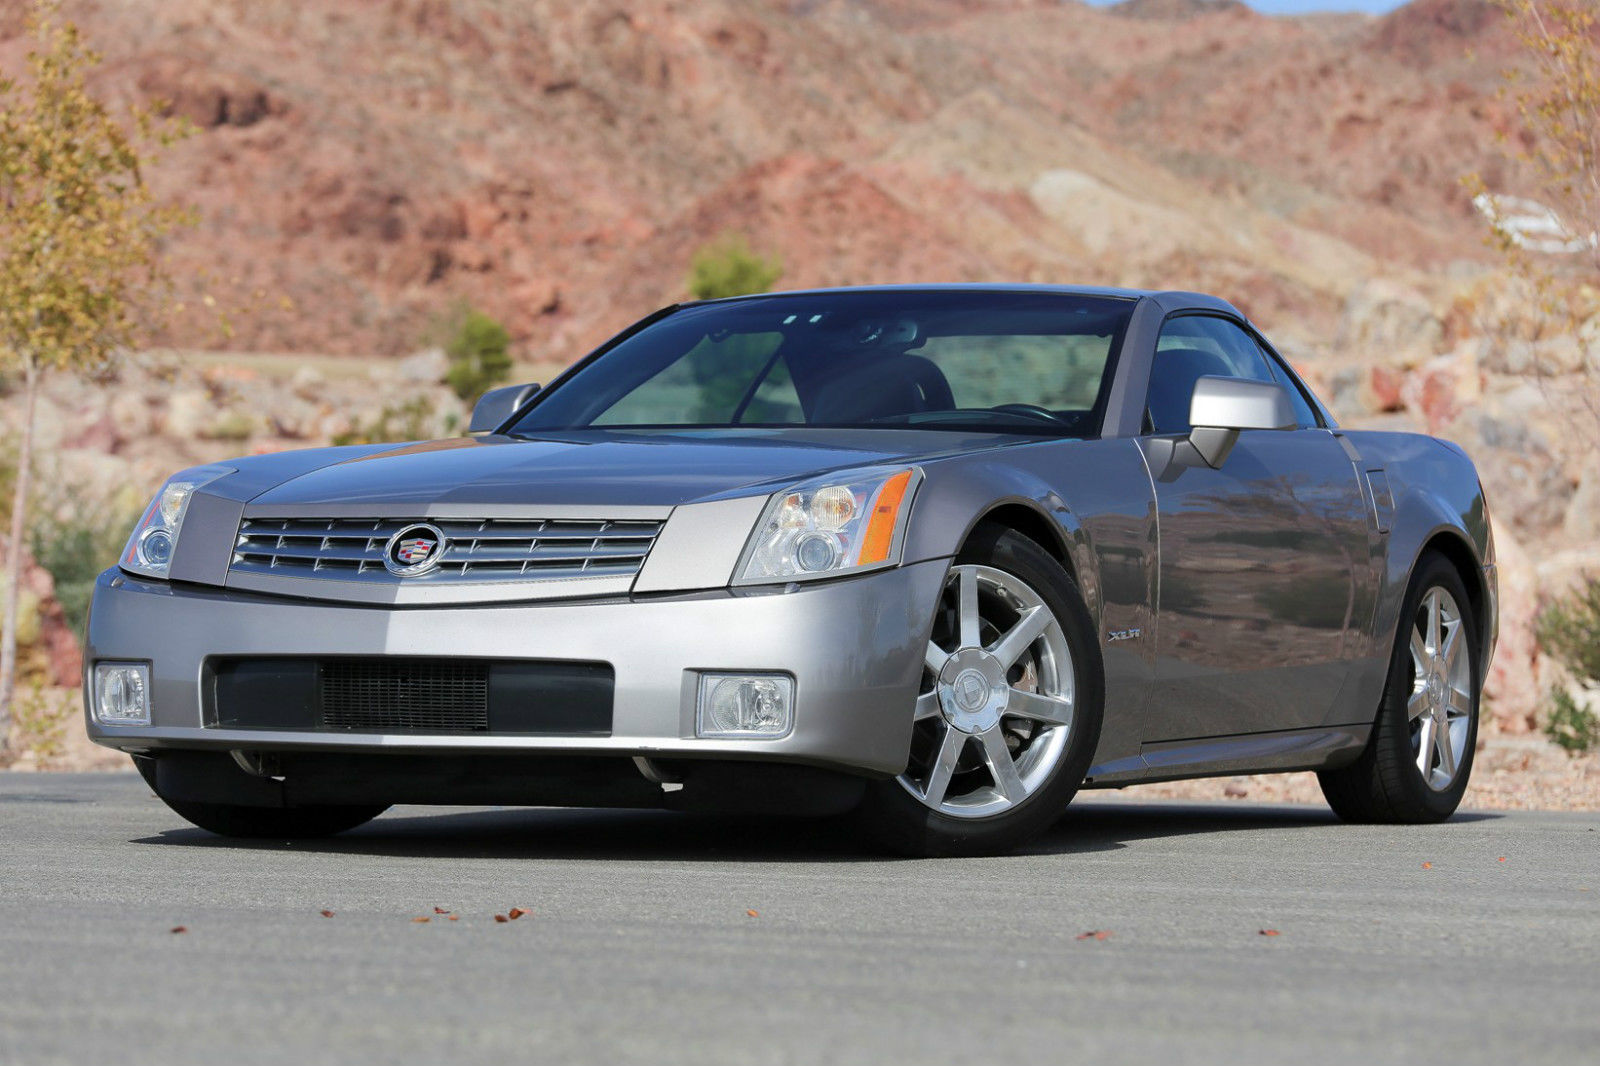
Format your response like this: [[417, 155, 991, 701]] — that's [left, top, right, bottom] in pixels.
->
[[735, 467, 920, 585], [119, 465, 233, 580]]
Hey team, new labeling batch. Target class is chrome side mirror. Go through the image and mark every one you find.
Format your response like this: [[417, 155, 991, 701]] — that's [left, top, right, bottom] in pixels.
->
[[1186, 376, 1296, 468], [468, 383, 541, 435]]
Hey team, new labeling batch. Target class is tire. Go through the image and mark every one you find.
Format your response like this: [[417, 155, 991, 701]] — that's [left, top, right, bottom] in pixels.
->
[[133, 756, 387, 839], [858, 525, 1104, 856], [1318, 553, 1480, 823]]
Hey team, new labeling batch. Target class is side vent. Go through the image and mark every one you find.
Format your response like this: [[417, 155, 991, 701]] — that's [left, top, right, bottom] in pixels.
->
[[1363, 468, 1394, 534]]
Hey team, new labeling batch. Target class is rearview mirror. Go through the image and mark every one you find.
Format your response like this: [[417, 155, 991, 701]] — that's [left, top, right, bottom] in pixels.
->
[[1187, 376, 1295, 468], [468, 383, 541, 435]]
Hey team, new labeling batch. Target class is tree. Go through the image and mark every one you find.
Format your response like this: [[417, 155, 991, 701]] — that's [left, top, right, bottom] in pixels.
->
[[1471, 3, 1600, 754], [0, 2, 188, 748], [686, 234, 783, 301], [441, 305, 512, 403], [1471, 1, 1599, 341]]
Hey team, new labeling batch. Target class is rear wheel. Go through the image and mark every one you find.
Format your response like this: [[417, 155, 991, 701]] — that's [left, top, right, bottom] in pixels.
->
[[133, 756, 387, 839], [858, 527, 1103, 856], [1318, 554, 1479, 823]]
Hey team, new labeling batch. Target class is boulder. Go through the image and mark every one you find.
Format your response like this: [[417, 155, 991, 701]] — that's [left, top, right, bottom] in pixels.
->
[[1398, 354, 1462, 434], [1362, 363, 1406, 413], [1563, 467, 1600, 542], [1483, 522, 1539, 733], [396, 348, 448, 386], [108, 391, 157, 443], [0, 543, 83, 688], [1339, 279, 1444, 365], [161, 390, 211, 440]]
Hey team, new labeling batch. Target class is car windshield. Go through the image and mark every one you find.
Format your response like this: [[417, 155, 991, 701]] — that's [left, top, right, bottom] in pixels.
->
[[508, 290, 1135, 438]]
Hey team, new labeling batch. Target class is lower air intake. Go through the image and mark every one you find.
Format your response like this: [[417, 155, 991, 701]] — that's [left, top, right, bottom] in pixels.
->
[[320, 660, 490, 733]]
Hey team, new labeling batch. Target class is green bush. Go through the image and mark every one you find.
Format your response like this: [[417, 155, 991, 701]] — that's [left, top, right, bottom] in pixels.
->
[[1536, 578, 1600, 754], [29, 489, 142, 646], [687, 234, 782, 301], [331, 396, 446, 447], [1545, 689, 1600, 754], [439, 306, 511, 403]]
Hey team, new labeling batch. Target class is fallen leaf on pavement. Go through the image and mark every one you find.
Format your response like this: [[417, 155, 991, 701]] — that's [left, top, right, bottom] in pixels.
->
[[494, 914, 509, 923], [1421, 862, 1432, 869], [508, 907, 528, 920], [319, 910, 334, 918], [1259, 929, 1281, 937], [1076, 931, 1113, 941], [170, 926, 188, 935], [433, 907, 451, 915], [411, 917, 430, 924], [746, 909, 759, 918]]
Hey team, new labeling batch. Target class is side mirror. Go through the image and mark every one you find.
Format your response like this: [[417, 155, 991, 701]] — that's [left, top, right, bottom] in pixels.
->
[[468, 383, 540, 435], [1186, 376, 1295, 468]]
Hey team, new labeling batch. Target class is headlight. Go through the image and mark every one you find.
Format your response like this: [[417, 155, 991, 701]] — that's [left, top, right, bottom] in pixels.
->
[[119, 465, 233, 580], [735, 467, 920, 585]]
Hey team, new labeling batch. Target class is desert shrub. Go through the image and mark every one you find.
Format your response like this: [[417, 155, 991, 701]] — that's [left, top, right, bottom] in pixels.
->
[[9, 682, 72, 762], [331, 396, 449, 447], [439, 306, 511, 403], [1536, 578, 1600, 753], [1545, 689, 1600, 754], [200, 410, 256, 442], [686, 234, 782, 301], [29, 487, 142, 645]]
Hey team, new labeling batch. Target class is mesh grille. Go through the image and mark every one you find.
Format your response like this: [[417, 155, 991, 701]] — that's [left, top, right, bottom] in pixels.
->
[[230, 516, 663, 584], [320, 660, 489, 733]]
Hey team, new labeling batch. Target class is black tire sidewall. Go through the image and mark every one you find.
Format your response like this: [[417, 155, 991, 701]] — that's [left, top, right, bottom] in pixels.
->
[[861, 527, 1105, 856], [1375, 555, 1481, 819], [132, 755, 386, 838]]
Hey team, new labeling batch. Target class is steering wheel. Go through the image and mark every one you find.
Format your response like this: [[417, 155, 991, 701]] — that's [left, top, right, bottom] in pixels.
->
[[989, 403, 1063, 424]]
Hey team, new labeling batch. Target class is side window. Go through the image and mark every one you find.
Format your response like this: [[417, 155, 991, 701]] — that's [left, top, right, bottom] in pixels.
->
[[1253, 339, 1322, 430], [1146, 316, 1275, 434]]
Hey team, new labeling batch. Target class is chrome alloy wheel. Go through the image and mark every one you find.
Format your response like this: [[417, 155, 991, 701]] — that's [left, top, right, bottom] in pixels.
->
[[1409, 586, 1473, 792], [897, 564, 1076, 818]]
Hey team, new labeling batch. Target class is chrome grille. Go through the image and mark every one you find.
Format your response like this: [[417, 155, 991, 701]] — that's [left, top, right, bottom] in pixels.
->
[[230, 516, 663, 583]]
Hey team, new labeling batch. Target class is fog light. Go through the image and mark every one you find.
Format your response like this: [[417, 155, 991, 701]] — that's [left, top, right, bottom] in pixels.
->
[[696, 673, 794, 738], [93, 663, 151, 726]]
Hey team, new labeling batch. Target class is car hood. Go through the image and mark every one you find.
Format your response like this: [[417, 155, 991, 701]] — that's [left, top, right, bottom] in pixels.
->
[[242, 428, 1034, 511]]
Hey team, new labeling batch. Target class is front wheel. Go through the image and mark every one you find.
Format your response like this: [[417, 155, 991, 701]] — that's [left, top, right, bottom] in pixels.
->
[[858, 527, 1104, 856], [1318, 553, 1480, 823], [134, 756, 388, 839]]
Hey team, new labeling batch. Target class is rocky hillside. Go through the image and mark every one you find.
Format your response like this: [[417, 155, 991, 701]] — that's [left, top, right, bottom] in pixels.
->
[[0, 0, 1533, 360]]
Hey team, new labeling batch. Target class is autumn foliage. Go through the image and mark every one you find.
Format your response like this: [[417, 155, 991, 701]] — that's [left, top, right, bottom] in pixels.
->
[[0, 1, 188, 743]]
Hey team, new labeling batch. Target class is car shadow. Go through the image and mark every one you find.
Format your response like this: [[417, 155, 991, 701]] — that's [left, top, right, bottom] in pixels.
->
[[128, 797, 1502, 863]]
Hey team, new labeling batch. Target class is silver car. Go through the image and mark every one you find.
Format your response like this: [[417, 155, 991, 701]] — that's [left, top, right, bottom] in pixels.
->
[[86, 286, 1496, 855]]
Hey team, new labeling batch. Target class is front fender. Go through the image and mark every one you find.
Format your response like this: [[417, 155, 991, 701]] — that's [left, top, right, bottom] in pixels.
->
[[1360, 433, 1494, 682]]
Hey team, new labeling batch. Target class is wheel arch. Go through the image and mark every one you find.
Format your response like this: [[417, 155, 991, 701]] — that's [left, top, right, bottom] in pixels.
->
[[965, 502, 1080, 585], [1412, 528, 1492, 682]]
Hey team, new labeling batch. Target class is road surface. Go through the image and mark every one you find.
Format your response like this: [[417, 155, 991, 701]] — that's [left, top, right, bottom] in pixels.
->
[[2, 772, 1596, 1065]]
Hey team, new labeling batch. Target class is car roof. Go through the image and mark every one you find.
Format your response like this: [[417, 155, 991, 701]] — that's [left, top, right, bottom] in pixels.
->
[[692, 283, 1243, 318]]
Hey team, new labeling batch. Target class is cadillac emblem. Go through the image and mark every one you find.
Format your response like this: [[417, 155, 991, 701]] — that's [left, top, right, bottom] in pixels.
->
[[383, 523, 447, 576]]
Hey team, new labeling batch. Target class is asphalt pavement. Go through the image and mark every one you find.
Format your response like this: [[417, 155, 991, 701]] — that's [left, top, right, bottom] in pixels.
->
[[2, 772, 1597, 1066]]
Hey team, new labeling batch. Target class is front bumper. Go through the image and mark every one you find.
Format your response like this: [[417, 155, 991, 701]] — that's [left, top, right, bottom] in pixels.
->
[[85, 560, 948, 777]]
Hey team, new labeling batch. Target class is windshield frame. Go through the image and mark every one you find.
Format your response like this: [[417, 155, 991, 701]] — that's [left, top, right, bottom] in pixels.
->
[[504, 288, 1138, 441]]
